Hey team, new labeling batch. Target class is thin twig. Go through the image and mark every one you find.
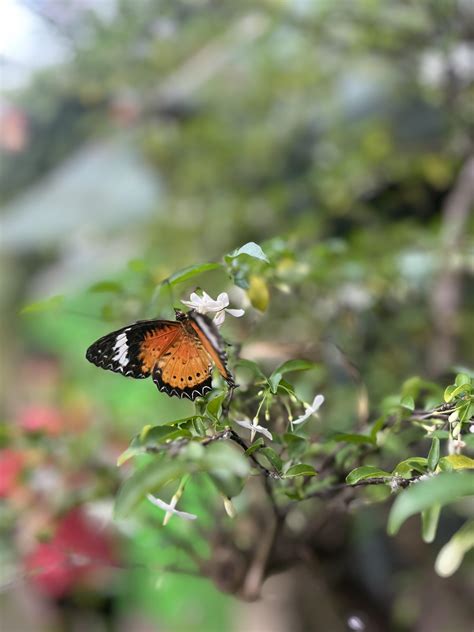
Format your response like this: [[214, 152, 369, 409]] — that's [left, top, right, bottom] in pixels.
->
[[303, 474, 422, 501]]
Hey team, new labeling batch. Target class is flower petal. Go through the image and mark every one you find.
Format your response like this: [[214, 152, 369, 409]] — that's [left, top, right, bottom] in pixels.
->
[[225, 308, 245, 318], [213, 311, 226, 327], [216, 292, 230, 308], [292, 393, 325, 425], [234, 419, 273, 441], [292, 410, 313, 425], [311, 394, 325, 411], [146, 494, 197, 521], [253, 424, 273, 441]]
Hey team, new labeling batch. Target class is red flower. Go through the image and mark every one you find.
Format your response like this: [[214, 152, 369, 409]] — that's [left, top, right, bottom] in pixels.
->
[[25, 507, 116, 598], [24, 543, 73, 598], [0, 449, 24, 497], [19, 406, 64, 435]]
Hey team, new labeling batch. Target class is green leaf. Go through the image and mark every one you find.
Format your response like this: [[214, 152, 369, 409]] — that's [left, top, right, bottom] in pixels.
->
[[458, 400, 474, 423], [455, 373, 471, 387], [435, 519, 474, 577], [207, 471, 245, 500], [427, 437, 440, 471], [370, 415, 387, 441], [260, 447, 282, 473], [392, 457, 428, 477], [165, 262, 222, 286], [387, 472, 474, 535], [88, 281, 122, 293], [422, 504, 441, 543], [430, 430, 450, 439], [444, 382, 472, 403], [284, 464, 317, 478], [244, 438, 264, 457], [400, 395, 415, 411], [227, 242, 270, 263], [20, 295, 64, 314], [117, 423, 194, 465], [206, 391, 226, 420], [438, 455, 474, 471], [269, 359, 315, 393], [346, 466, 391, 484]]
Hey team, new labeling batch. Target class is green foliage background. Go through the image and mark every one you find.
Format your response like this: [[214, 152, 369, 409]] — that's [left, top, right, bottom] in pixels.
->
[[1, 1, 473, 631]]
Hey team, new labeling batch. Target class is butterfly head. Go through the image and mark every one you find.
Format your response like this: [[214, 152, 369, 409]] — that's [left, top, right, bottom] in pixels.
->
[[174, 308, 187, 321]]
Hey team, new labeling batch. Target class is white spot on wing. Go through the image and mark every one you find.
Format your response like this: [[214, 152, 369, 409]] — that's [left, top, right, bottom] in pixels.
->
[[112, 332, 129, 367]]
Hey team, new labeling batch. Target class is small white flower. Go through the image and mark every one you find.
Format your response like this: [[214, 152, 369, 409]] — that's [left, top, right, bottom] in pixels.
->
[[449, 438, 466, 454], [181, 291, 244, 327], [469, 424, 474, 434], [234, 418, 273, 442], [292, 394, 325, 426], [147, 493, 197, 523]]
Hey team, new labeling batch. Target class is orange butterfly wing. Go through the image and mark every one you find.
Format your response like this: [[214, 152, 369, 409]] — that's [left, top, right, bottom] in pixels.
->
[[152, 328, 214, 399]]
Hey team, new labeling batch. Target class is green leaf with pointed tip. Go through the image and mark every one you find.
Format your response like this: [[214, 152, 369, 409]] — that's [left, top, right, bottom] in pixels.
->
[[427, 437, 440, 471], [284, 464, 317, 478], [387, 472, 474, 536], [346, 466, 391, 484], [455, 373, 471, 387], [226, 242, 269, 263], [260, 447, 282, 473], [269, 359, 315, 393], [166, 262, 222, 286], [21, 295, 64, 314]]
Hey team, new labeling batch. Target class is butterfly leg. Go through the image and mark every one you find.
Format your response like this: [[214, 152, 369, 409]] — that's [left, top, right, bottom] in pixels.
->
[[222, 381, 238, 418]]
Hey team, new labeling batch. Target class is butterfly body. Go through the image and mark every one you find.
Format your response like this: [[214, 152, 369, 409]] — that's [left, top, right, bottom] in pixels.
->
[[86, 310, 234, 400]]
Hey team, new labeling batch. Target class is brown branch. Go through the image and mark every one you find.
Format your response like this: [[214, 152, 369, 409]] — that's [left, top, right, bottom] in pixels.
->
[[303, 474, 423, 501]]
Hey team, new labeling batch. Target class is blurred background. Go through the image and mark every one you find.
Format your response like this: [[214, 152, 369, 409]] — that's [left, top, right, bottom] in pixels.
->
[[1, 1, 473, 631]]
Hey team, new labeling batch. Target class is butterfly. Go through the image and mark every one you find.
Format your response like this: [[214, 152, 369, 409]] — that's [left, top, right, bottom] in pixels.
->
[[86, 309, 235, 400]]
